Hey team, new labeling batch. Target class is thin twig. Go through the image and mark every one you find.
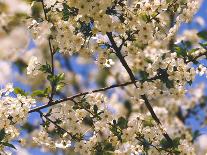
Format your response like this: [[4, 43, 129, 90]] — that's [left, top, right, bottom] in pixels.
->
[[38, 110, 76, 139], [29, 80, 137, 113], [41, 0, 55, 102]]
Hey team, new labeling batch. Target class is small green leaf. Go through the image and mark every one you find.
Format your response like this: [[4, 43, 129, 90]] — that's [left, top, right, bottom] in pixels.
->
[[140, 13, 150, 22], [96, 69, 110, 87], [39, 62, 52, 74], [172, 137, 180, 148], [14, 87, 27, 96], [14, 59, 27, 73], [173, 45, 187, 57], [166, 0, 173, 3], [93, 105, 98, 114], [197, 30, 207, 40], [160, 138, 171, 149], [188, 48, 199, 55], [31, 90, 46, 97], [57, 73, 65, 81], [47, 73, 65, 87], [160, 137, 180, 149], [21, 123, 36, 133], [140, 71, 149, 81], [165, 79, 174, 89], [143, 117, 154, 127], [47, 74, 54, 82], [44, 87, 51, 94], [199, 42, 207, 50], [117, 117, 128, 129], [56, 83, 65, 92], [0, 129, 6, 142], [62, 3, 70, 21], [193, 130, 201, 141], [1, 142, 16, 149]]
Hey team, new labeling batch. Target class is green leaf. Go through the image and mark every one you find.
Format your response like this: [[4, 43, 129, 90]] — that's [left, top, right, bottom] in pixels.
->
[[21, 123, 36, 133], [165, 79, 174, 89], [140, 13, 150, 22], [31, 90, 46, 97], [199, 42, 207, 50], [188, 48, 199, 55], [160, 137, 180, 149], [117, 117, 128, 129], [0, 142, 16, 149], [173, 45, 187, 57], [166, 0, 173, 3], [93, 105, 98, 114], [14, 87, 27, 96], [143, 117, 154, 127], [140, 71, 149, 81], [96, 69, 110, 87], [82, 116, 93, 126], [184, 41, 192, 48], [192, 130, 201, 141], [62, 3, 70, 21], [31, 1, 43, 19], [56, 82, 65, 92], [124, 100, 132, 115], [48, 73, 65, 86], [103, 142, 114, 152], [57, 73, 65, 81], [14, 59, 27, 73], [187, 80, 193, 85], [160, 138, 171, 149], [47, 74, 54, 82], [197, 30, 207, 40], [44, 87, 51, 94], [172, 137, 180, 148], [39, 62, 52, 74], [0, 129, 6, 142]]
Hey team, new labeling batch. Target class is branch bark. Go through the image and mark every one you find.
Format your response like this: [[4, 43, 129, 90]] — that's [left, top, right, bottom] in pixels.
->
[[106, 32, 173, 144], [29, 80, 137, 113]]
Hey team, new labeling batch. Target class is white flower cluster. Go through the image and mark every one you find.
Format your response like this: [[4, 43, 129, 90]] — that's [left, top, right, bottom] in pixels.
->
[[29, 20, 53, 48], [55, 21, 84, 55], [29, 93, 174, 154], [27, 56, 41, 76], [196, 64, 207, 77], [0, 83, 36, 151]]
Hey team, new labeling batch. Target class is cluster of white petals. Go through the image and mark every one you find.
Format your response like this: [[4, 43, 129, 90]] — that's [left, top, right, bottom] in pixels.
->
[[0, 83, 35, 152]]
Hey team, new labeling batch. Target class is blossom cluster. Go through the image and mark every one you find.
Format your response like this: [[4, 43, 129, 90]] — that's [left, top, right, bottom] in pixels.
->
[[0, 83, 36, 153]]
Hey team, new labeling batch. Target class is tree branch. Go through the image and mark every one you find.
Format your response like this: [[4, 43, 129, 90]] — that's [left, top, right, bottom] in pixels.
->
[[29, 80, 137, 113], [107, 32, 137, 87], [41, 0, 55, 102], [38, 110, 77, 140], [106, 32, 173, 144]]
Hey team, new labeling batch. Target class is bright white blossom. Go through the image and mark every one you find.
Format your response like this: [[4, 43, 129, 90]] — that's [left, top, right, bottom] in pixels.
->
[[27, 56, 41, 76]]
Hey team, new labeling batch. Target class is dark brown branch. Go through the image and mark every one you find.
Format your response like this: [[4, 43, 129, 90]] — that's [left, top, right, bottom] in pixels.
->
[[186, 51, 207, 63], [106, 32, 173, 144], [107, 32, 137, 87], [141, 95, 173, 143], [29, 80, 137, 113]]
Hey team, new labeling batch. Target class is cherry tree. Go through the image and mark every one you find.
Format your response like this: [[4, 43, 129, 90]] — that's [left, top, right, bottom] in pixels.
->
[[0, 0, 207, 154]]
